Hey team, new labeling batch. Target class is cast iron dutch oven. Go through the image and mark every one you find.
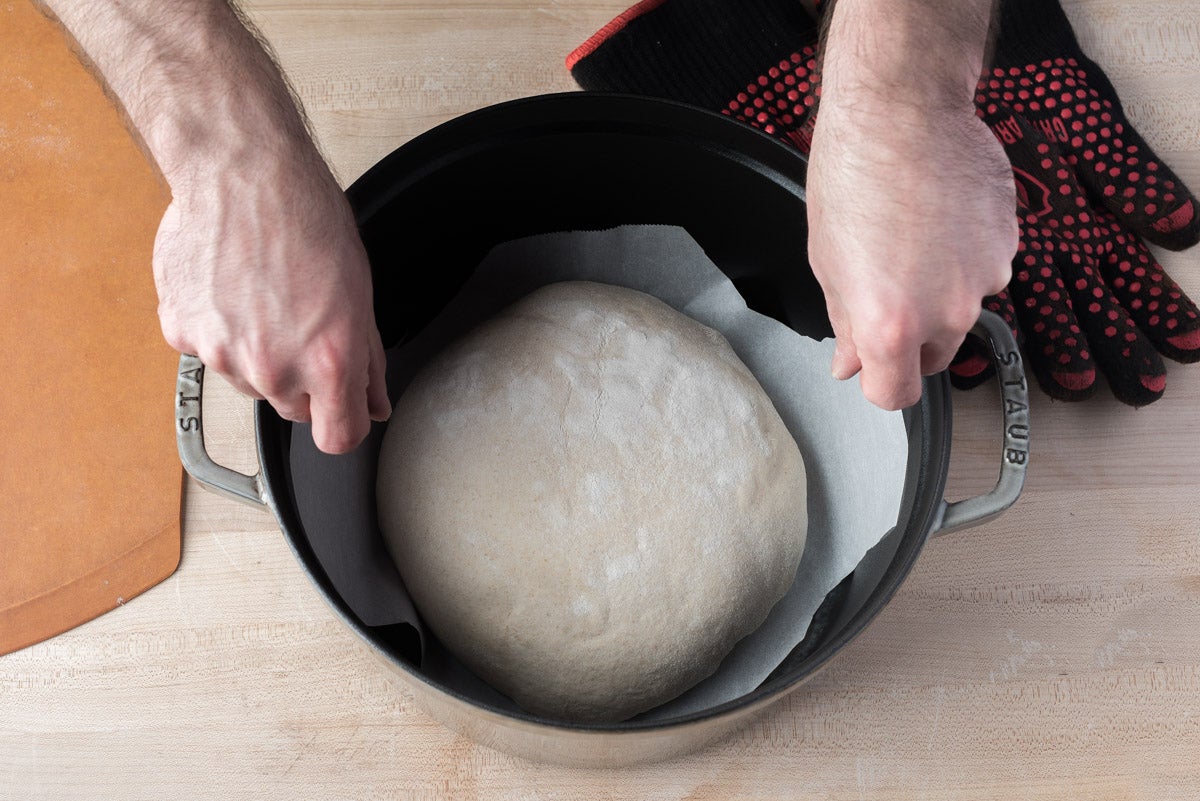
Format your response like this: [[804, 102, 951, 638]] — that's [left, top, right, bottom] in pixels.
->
[[175, 93, 1029, 766]]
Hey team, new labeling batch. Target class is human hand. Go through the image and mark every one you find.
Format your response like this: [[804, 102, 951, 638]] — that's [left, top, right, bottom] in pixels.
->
[[806, 98, 1016, 409], [718, 8, 1016, 410], [950, 0, 1200, 405], [39, 0, 391, 453], [155, 146, 391, 454]]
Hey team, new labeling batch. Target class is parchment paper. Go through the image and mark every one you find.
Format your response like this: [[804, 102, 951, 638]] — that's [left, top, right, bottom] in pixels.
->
[[290, 224, 907, 719]]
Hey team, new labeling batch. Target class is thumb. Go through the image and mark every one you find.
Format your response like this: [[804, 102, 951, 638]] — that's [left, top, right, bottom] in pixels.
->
[[831, 331, 862, 380], [367, 329, 392, 422], [825, 296, 861, 380]]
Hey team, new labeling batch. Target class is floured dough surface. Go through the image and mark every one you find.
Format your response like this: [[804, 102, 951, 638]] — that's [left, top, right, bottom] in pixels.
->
[[377, 281, 807, 722]]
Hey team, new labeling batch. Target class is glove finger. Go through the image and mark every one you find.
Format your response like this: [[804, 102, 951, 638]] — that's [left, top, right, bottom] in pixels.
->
[[1007, 220, 1097, 401], [1067, 58, 1199, 250], [992, 112, 1171, 404], [1040, 219, 1168, 405], [985, 289, 1021, 346], [981, 58, 1200, 250], [1096, 210, 1200, 364]]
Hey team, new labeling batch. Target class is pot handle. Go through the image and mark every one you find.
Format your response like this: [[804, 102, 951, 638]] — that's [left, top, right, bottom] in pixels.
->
[[175, 354, 268, 508], [930, 310, 1029, 536]]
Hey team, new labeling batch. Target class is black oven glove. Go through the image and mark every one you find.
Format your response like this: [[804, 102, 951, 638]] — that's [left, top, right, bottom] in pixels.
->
[[567, 0, 1200, 406]]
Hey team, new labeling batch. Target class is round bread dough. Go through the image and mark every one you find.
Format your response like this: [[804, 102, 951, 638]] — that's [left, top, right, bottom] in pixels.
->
[[377, 281, 807, 722]]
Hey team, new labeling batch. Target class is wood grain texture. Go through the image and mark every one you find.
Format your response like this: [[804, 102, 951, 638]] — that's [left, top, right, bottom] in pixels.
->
[[0, 0, 180, 658], [3, 1, 1200, 798]]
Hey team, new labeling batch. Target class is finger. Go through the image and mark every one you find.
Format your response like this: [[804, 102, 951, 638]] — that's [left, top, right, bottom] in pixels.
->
[[918, 337, 965, 378], [212, 368, 266, 402], [1096, 210, 1200, 365], [855, 323, 923, 411], [237, 355, 312, 418], [828, 290, 923, 408], [918, 299, 979, 378], [194, 348, 267, 401], [308, 366, 371, 455], [856, 347, 923, 411], [366, 329, 392, 422], [831, 336, 861, 381], [226, 378, 266, 402], [266, 392, 313, 424], [825, 296, 861, 380]]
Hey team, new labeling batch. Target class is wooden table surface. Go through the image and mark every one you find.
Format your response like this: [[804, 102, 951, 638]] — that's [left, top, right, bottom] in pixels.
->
[[4, 1, 1200, 798]]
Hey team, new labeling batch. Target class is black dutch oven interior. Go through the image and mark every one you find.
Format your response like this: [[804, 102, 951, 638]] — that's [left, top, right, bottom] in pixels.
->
[[245, 93, 958, 731]]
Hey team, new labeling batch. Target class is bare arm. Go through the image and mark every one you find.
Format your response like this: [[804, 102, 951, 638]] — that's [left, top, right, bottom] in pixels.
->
[[37, 0, 390, 453], [808, 0, 1017, 408]]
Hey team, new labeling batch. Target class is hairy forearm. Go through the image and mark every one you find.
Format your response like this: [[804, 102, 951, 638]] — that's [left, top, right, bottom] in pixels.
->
[[33, 0, 388, 454], [35, 0, 314, 186], [806, 0, 1015, 409], [821, 0, 997, 111]]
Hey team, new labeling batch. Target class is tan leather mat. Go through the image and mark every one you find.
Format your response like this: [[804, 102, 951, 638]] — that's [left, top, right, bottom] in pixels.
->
[[1, 1, 180, 655]]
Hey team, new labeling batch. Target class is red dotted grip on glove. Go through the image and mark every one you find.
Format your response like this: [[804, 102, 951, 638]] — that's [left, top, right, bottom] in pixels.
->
[[965, 0, 1200, 403]]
